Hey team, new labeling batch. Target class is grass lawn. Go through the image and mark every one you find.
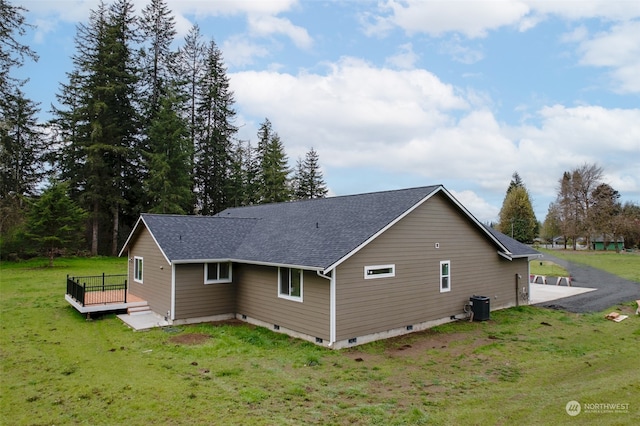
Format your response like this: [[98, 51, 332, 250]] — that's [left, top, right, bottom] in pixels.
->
[[529, 260, 569, 277], [538, 249, 640, 283], [1, 257, 639, 425]]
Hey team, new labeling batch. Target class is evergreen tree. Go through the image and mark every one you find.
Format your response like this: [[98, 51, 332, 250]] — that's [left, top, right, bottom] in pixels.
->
[[0, 0, 38, 103], [51, 0, 140, 255], [0, 1, 42, 258], [497, 173, 537, 243], [193, 39, 237, 214], [242, 140, 261, 205], [24, 181, 87, 267], [506, 171, 523, 194], [139, 0, 176, 117], [178, 24, 205, 152], [1, 86, 46, 197], [143, 89, 193, 214], [255, 119, 290, 203], [293, 147, 328, 199]]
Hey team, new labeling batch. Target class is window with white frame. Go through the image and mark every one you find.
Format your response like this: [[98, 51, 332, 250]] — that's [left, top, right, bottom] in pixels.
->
[[440, 260, 451, 292], [364, 264, 395, 279], [279, 267, 303, 301], [134, 256, 143, 283], [205, 262, 232, 284]]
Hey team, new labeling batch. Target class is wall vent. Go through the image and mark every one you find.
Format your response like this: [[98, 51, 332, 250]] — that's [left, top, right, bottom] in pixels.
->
[[348, 337, 357, 344], [273, 324, 280, 330], [406, 325, 413, 331], [315, 337, 323, 343], [241, 314, 247, 320]]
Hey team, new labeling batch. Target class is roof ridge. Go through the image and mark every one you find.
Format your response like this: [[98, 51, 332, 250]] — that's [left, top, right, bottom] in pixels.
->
[[218, 184, 443, 213]]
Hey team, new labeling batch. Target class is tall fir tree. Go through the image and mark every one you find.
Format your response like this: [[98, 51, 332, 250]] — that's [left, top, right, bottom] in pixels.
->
[[255, 119, 291, 204], [178, 24, 205, 153], [143, 89, 193, 214], [194, 39, 237, 214], [51, 0, 140, 255], [0, 0, 38, 104], [139, 0, 176, 118], [0, 0, 42, 257], [293, 147, 328, 199], [1, 86, 46, 198]]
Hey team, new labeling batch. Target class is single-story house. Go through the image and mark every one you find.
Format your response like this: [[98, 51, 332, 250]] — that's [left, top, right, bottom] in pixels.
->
[[591, 236, 624, 251], [119, 185, 540, 349]]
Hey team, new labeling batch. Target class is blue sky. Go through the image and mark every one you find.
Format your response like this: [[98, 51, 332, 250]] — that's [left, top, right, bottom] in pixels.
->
[[13, 0, 640, 223]]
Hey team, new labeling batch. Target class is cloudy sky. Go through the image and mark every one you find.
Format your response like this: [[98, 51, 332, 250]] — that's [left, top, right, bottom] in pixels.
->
[[13, 0, 640, 223]]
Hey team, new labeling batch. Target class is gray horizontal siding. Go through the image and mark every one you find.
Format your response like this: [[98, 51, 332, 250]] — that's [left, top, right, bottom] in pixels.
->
[[236, 264, 330, 340], [127, 227, 171, 316], [173, 263, 235, 320], [335, 192, 527, 340]]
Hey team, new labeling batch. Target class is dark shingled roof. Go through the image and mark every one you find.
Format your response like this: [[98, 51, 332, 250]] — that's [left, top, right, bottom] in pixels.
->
[[125, 185, 539, 269], [483, 224, 541, 258], [217, 185, 441, 269], [138, 214, 259, 263]]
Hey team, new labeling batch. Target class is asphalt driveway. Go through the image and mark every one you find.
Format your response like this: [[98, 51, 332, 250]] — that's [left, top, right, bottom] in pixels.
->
[[532, 252, 639, 313]]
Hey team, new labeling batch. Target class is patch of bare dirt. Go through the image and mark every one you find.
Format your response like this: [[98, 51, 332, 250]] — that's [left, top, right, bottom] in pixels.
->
[[207, 318, 256, 328], [168, 333, 210, 345]]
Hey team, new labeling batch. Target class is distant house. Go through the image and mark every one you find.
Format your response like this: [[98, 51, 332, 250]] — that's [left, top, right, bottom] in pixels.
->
[[119, 185, 539, 349]]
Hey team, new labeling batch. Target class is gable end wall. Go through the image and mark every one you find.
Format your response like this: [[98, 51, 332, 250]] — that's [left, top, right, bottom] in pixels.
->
[[127, 226, 172, 316], [335, 192, 527, 341]]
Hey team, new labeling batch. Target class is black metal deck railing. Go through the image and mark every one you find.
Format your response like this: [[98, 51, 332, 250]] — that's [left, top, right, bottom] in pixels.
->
[[66, 274, 128, 306]]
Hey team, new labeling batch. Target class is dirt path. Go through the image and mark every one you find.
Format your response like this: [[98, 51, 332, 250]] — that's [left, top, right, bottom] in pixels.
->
[[534, 252, 639, 313]]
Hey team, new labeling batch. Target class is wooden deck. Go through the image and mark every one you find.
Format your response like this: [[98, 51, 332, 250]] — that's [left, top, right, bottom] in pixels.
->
[[65, 291, 148, 315]]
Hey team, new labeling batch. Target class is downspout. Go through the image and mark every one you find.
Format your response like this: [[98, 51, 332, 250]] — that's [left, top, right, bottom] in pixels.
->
[[170, 263, 176, 322], [317, 270, 336, 347]]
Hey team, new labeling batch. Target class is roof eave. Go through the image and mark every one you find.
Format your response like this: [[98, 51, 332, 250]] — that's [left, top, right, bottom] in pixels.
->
[[171, 257, 324, 271]]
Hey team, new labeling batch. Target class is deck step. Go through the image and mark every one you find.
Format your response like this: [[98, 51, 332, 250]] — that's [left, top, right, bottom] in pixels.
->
[[128, 305, 151, 315]]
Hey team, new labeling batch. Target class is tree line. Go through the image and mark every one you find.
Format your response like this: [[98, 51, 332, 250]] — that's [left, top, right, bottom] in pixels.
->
[[0, 0, 327, 260], [495, 166, 640, 250]]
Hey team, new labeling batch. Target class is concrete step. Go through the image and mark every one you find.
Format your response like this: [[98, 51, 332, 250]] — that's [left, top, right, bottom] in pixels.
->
[[128, 305, 151, 315]]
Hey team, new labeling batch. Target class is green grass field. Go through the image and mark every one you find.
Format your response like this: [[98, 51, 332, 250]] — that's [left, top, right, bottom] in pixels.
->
[[538, 249, 640, 283], [529, 260, 569, 277], [1, 256, 638, 425]]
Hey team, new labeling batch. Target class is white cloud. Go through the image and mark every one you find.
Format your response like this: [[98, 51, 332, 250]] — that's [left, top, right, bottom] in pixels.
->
[[230, 59, 640, 220], [369, 0, 640, 39], [371, 0, 531, 38], [222, 35, 271, 68], [385, 43, 419, 69], [573, 20, 640, 93], [247, 15, 313, 49], [512, 104, 640, 197], [450, 189, 500, 224]]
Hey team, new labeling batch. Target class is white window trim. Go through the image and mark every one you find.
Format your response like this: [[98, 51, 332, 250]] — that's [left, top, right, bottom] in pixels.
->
[[364, 264, 396, 279], [278, 267, 303, 302], [204, 262, 232, 284], [440, 260, 451, 293], [133, 256, 143, 284]]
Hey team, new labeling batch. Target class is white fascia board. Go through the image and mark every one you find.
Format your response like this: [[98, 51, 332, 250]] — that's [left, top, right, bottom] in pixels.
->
[[438, 186, 511, 254], [118, 215, 143, 257], [498, 251, 513, 261], [118, 215, 171, 265], [323, 186, 443, 274]]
